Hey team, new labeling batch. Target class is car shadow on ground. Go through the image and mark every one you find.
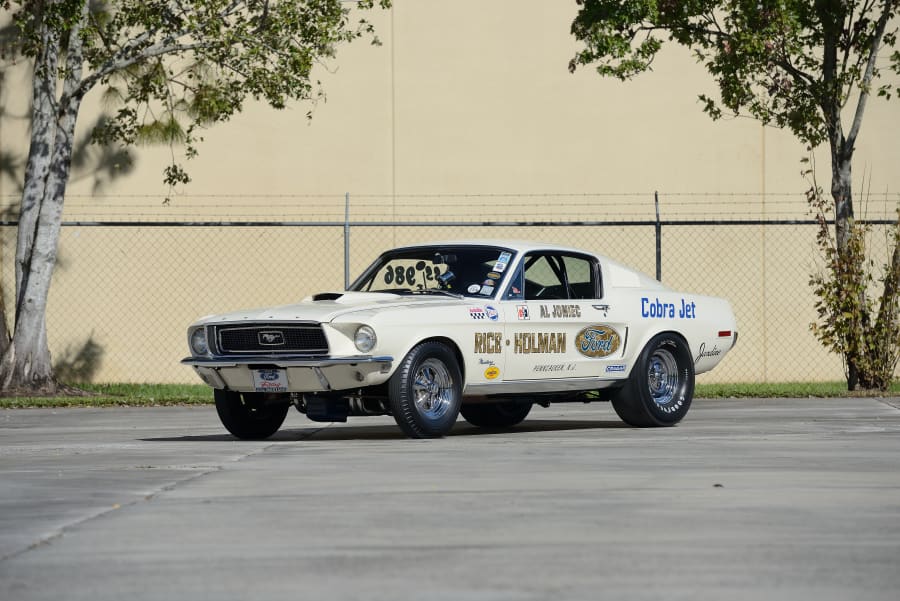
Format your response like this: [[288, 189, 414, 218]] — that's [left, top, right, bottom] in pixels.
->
[[141, 418, 628, 443]]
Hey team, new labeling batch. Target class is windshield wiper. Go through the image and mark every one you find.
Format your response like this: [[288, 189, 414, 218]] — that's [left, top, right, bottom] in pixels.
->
[[410, 289, 464, 299]]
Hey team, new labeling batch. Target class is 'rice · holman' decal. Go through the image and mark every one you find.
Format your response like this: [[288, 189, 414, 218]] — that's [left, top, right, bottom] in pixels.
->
[[575, 325, 621, 358]]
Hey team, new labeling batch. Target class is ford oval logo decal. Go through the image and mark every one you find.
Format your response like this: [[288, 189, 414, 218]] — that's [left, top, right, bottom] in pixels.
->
[[258, 369, 280, 381], [575, 325, 621, 358], [258, 331, 285, 346]]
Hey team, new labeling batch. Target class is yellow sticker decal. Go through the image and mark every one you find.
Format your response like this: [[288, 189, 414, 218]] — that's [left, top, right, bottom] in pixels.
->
[[484, 366, 500, 380]]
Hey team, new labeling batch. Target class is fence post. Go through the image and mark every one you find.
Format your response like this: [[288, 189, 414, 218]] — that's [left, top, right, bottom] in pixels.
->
[[654, 191, 662, 282], [344, 192, 350, 290]]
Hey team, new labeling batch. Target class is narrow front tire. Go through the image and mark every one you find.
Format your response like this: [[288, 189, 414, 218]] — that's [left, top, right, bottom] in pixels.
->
[[611, 334, 694, 427], [389, 342, 462, 438], [214, 389, 289, 440], [461, 401, 532, 428]]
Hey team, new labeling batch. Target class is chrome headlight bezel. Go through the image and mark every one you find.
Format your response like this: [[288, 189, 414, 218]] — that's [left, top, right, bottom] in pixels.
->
[[354, 325, 377, 353], [189, 327, 210, 356]]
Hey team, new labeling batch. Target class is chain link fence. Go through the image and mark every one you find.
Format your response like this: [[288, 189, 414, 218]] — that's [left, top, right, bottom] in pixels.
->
[[1, 192, 898, 386]]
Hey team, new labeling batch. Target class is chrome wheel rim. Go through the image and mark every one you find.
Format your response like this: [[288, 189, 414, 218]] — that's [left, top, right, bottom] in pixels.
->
[[647, 348, 679, 407], [412, 358, 454, 420]]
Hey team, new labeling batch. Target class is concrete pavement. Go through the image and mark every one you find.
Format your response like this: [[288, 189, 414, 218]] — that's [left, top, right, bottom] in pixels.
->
[[1, 398, 899, 600]]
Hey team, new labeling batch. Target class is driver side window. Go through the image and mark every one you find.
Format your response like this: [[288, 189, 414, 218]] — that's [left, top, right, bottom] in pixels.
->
[[524, 255, 567, 300], [562, 255, 597, 299], [516, 253, 599, 300]]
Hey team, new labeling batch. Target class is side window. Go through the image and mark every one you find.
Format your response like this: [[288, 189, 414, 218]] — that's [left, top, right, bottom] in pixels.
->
[[562, 255, 597, 300], [515, 253, 599, 300], [524, 255, 567, 300]]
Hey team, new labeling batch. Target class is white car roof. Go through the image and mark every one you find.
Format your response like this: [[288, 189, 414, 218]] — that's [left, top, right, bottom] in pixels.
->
[[390, 239, 595, 256], [388, 239, 668, 290]]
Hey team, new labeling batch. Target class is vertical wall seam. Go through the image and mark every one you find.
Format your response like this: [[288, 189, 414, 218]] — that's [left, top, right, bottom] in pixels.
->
[[390, 4, 397, 247], [761, 124, 768, 382]]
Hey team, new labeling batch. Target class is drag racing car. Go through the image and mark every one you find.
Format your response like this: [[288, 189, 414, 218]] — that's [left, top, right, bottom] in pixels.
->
[[182, 240, 737, 439]]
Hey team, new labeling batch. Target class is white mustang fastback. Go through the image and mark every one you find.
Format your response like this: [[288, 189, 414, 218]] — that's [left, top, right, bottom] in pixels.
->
[[183, 241, 737, 439]]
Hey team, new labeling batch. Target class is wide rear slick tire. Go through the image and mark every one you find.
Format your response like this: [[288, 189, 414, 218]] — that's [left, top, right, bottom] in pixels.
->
[[389, 342, 462, 438], [611, 333, 694, 427], [460, 402, 533, 428], [215, 389, 290, 440]]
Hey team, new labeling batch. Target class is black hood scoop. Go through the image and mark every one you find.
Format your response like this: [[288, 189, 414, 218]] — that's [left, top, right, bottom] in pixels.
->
[[312, 292, 344, 301]]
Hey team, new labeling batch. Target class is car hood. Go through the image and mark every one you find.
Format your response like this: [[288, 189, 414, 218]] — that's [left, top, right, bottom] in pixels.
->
[[194, 291, 461, 325]]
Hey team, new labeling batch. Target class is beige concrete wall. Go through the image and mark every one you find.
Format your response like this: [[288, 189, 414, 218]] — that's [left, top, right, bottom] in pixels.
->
[[5, 2, 899, 205], [1, 1, 898, 384]]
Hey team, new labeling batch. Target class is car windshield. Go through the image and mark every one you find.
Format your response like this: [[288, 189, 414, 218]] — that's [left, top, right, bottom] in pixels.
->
[[351, 245, 516, 298]]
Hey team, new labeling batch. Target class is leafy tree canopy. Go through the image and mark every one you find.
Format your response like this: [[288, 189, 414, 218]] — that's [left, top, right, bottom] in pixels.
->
[[4, 0, 390, 185], [570, 0, 899, 148]]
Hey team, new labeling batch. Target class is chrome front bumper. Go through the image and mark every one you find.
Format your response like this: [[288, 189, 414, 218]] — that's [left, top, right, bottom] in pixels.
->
[[181, 355, 394, 393]]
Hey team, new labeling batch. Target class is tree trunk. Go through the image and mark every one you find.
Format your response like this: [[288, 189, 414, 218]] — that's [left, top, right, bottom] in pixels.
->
[[0, 21, 59, 364], [0, 3, 87, 394], [0, 292, 9, 354], [828, 135, 900, 391], [828, 137, 864, 390], [16, 22, 59, 313], [1, 101, 80, 392], [0, 27, 61, 393]]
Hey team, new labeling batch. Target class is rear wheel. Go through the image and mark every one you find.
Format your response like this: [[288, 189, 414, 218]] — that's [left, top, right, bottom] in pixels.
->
[[460, 401, 532, 428], [214, 389, 289, 439], [611, 333, 694, 427], [389, 342, 462, 438]]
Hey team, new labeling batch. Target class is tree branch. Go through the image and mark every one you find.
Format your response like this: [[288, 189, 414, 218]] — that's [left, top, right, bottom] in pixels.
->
[[846, 0, 894, 149], [777, 53, 818, 88], [78, 36, 212, 97], [840, 0, 860, 77], [76, 0, 259, 98]]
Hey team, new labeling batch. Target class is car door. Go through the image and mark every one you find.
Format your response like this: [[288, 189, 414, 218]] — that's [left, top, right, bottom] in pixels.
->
[[500, 251, 628, 380]]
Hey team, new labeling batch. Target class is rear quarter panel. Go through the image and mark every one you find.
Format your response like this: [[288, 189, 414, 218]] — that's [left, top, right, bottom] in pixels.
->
[[608, 288, 738, 376]]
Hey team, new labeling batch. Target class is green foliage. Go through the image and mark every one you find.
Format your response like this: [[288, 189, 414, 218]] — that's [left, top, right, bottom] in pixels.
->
[[9, 0, 391, 186], [570, 0, 900, 147], [695, 380, 900, 398], [0, 383, 214, 406], [806, 156, 900, 391]]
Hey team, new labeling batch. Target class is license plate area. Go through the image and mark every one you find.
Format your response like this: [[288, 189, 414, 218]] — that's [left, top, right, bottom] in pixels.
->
[[252, 368, 288, 393]]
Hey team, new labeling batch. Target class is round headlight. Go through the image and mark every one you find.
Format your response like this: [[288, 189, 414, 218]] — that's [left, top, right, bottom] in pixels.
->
[[354, 325, 377, 353], [190, 328, 209, 355]]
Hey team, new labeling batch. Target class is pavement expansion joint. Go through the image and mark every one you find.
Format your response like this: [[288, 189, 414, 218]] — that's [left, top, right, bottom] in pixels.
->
[[876, 397, 900, 411], [0, 463, 219, 563]]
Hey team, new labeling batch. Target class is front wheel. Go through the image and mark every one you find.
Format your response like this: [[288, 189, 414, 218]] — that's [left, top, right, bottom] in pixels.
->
[[460, 401, 532, 428], [611, 333, 694, 427], [389, 342, 462, 438], [214, 390, 289, 439]]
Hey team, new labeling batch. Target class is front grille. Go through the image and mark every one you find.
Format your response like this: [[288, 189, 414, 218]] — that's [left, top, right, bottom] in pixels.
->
[[213, 324, 329, 355]]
